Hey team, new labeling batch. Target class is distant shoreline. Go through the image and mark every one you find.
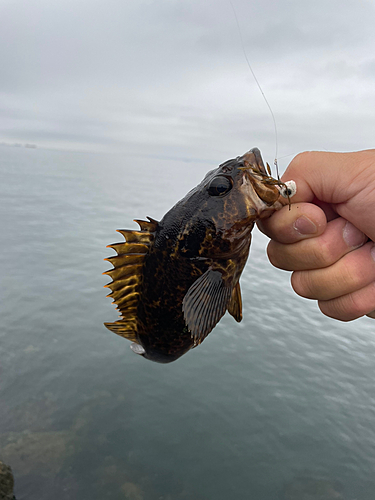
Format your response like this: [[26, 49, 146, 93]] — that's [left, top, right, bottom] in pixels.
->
[[0, 142, 37, 149]]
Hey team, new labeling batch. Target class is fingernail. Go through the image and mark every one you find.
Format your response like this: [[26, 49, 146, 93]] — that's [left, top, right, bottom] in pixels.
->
[[343, 221, 366, 248], [293, 216, 317, 235]]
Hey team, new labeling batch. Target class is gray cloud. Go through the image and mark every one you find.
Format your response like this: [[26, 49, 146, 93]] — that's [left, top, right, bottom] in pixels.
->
[[1, 0, 375, 164]]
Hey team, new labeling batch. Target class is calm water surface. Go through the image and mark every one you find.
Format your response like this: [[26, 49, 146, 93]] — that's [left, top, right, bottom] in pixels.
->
[[1, 146, 375, 500]]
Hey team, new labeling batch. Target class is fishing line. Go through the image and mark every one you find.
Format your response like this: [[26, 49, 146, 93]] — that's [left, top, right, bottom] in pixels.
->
[[229, 0, 280, 180]]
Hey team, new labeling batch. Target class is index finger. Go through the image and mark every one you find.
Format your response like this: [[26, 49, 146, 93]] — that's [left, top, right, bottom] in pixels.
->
[[280, 151, 366, 204]]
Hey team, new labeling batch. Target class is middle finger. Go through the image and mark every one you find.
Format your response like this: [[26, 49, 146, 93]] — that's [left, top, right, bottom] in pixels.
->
[[292, 241, 375, 301]]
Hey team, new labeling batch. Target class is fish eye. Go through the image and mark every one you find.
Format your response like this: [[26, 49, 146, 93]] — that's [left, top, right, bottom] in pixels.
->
[[207, 176, 232, 196]]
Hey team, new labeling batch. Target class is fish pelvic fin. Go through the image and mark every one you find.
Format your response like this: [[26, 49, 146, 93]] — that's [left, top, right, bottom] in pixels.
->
[[104, 217, 158, 339], [182, 269, 232, 344], [227, 282, 243, 322]]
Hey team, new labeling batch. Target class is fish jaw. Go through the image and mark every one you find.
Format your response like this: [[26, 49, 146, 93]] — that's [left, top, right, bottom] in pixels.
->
[[239, 149, 296, 220], [240, 171, 283, 220], [240, 147, 268, 175]]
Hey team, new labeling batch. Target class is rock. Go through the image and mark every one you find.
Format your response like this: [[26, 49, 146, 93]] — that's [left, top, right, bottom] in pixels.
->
[[1, 396, 59, 433], [0, 460, 15, 500], [0, 431, 74, 477]]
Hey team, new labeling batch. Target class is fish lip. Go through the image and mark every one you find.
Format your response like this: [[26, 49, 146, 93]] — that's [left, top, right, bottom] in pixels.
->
[[239, 147, 267, 175]]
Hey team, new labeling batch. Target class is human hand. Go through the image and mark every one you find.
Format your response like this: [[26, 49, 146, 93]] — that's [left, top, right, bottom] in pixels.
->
[[258, 150, 375, 321]]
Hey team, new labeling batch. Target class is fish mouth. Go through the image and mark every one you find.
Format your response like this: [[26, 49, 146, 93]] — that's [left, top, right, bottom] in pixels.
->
[[239, 147, 268, 175], [238, 148, 284, 217]]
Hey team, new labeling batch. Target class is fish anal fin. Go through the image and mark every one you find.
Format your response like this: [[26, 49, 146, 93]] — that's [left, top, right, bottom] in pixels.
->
[[227, 282, 243, 322], [182, 269, 232, 344], [104, 321, 138, 343]]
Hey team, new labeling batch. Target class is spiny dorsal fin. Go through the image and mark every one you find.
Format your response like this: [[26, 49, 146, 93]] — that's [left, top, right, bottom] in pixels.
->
[[133, 216, 158, 232], [104, 217, 159, 341], [116, 230, 154, 244], [227, 282, 242, 322], [182, 269, 232, 344]]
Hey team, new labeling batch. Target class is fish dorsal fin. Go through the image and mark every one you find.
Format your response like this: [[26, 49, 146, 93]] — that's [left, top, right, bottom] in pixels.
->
[[182, 269, 232, 344], [104, 217, 158, 342], [227, 282, 243, 323]]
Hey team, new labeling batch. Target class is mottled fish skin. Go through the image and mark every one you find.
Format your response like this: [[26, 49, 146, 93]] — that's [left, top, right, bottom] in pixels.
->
[[104, 148, 288, 363]]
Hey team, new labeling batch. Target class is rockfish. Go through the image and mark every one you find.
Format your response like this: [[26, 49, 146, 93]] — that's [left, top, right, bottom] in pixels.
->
[[104, 148, 295, 363]]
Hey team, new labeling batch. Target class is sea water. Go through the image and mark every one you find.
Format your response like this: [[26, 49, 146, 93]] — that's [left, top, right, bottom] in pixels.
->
[[1, 145, 374, 499]]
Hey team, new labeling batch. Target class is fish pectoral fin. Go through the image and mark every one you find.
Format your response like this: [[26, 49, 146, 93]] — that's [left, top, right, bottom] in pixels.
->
[[182, 269, 232, 343], [227, 282, 242, 322]]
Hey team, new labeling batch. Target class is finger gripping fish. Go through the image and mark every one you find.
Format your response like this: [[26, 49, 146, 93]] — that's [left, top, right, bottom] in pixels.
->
[[104, 148, 296, 363]]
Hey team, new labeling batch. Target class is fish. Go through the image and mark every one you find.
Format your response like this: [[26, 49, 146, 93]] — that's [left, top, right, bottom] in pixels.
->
[[104, 148, 295, 363]]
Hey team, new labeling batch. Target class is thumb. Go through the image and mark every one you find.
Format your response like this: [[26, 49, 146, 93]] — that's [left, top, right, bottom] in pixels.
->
[[281, 150, 375, 241]]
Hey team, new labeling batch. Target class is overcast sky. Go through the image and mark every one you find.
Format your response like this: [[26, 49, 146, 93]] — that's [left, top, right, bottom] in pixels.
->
[[1, 0, 375, 167]]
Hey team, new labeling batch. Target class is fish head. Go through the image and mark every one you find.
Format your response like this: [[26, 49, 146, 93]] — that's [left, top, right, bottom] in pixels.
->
[[157, 148, 288, 263], [188, 147, 285, 243]]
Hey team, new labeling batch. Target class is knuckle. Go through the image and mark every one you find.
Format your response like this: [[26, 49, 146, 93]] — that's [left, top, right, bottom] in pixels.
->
[[323, 240, 341, 266], [340, 258, 363, 289], [335, 250, 371, 292], [347, 293, 367, 318], [309, 239, 336, 267]]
